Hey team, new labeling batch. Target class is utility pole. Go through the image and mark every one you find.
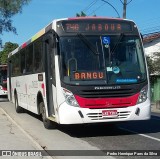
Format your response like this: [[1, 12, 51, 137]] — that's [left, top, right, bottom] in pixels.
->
[[123, 0, 127, 19], [121, 0, 133, 19]]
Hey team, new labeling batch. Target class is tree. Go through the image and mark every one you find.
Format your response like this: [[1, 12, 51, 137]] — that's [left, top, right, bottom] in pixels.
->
[[147, 52, 160, 75], [76, 11, 87, 17], [0, 0, 31, 45], [146, 56, 155, 75], [146, 53, 160, 85], [0, 42, 18, 64]]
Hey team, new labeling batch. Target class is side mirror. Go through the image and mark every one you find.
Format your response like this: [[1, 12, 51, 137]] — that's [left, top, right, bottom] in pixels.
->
[[140, 33, 143, 41]]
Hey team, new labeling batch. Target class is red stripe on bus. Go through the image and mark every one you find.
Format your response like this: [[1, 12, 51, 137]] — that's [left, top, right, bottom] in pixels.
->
[[41, 83, 44, 89], [2, 87, 7, 91], [41, 83, 45, 97], [22, 43, 27, 48], [74, 93, 140, 108]]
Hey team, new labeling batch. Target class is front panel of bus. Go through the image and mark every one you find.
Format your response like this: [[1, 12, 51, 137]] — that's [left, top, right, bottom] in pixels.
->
[[54, 18, 150, 124]]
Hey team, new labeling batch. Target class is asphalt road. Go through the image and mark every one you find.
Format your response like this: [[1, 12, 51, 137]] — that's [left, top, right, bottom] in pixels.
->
[[0, 99, 160, 159], [58, 113, 160, 159]]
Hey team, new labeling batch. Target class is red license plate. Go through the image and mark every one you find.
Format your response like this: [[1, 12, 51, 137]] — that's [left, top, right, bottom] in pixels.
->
[[102, 110, 118, 117]]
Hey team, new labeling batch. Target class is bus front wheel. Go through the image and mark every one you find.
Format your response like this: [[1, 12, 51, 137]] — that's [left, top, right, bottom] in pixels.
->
[[15, 93, 24, 113], [40, 102, 56, 129]]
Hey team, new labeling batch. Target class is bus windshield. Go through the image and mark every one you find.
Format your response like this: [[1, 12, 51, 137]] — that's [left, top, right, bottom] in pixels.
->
[[60, 35, 147, 85]]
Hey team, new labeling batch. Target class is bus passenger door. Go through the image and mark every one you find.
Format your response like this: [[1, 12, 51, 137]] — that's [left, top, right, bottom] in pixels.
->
[[44, 35, 55, 117]]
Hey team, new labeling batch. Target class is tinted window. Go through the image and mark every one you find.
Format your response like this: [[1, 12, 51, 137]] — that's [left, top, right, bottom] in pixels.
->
[[21, 50, 26, 74], [26, 44, 33, 73], [34, 40, 43, 72], [12, 53, 20, 76]]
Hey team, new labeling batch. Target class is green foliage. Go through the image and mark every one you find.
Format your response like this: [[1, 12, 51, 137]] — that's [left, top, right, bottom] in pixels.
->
[[147, 52, 160, 75], [0, 42, 18, 64], [146, 53, 160, 85], [146, 56, 154, 75], [152, 52, 160, 74], [0, 0, 31, 37], [76, 11, 96, 17], [76, 11, 87, 17]]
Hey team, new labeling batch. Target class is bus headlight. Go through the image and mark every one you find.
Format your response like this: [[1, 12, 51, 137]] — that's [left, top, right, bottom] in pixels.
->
[[137, 86, 148, 104], [62, 88, 79, 107]]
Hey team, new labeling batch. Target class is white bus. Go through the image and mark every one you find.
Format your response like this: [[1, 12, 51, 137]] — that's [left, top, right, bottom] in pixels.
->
[[7, 17, 151, 129], [0, 65, 7, 97]]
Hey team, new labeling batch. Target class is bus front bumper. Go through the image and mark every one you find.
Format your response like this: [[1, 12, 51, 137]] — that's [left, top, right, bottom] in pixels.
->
[[58, 99, 151, 124]]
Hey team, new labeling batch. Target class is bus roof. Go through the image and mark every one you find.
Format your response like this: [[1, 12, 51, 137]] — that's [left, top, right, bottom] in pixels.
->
[[8, 17, 134, 58]]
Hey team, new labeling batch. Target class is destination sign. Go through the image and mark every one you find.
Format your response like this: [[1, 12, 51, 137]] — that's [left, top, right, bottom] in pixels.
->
[[73, 71, 105, 80], [61, 20, 133, 33]]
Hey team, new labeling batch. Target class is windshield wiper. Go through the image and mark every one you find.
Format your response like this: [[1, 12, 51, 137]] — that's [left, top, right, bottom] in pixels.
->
[[111, 33, 124, 54], [77, 33, 99, 55], [106, 33, 124, 67]]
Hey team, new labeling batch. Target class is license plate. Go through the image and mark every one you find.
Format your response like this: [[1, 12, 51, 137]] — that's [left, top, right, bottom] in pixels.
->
[[102, 110, 118, 117]]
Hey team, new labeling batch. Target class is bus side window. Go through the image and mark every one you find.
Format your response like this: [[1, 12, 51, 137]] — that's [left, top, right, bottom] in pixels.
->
[[34, 40, 43, 72], [21, 50, 26, 74], [26, 44, 33, 73], [11, 56, 15, 76]]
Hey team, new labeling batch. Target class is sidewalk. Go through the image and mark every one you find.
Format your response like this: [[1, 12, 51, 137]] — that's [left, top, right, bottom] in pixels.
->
[[151, 103, 160, 113], [0, 108, 51, 159]]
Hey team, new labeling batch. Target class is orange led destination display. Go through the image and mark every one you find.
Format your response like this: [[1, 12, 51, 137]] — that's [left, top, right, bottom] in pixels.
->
[[62, 20, 132, 33], [73, 71, 105, 80]]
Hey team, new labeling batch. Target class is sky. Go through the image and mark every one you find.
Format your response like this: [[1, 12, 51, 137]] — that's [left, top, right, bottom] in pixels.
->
[[1, 0, 160, 46]]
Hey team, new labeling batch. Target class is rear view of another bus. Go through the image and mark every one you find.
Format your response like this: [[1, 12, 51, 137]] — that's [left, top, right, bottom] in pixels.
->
[[0, 65, 7, 97]]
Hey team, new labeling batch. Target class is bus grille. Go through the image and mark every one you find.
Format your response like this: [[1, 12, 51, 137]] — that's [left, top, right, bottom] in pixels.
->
[[78, 89, 135, 98], [87, 111, 131, 120]]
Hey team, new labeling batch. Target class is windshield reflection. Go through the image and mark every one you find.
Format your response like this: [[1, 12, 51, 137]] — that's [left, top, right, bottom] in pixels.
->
[[59, 35, 146, 85]]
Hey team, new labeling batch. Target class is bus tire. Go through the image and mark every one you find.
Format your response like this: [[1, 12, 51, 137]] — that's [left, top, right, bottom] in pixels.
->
[[15, 93, 24, 113], [40, 102, 56, 129]]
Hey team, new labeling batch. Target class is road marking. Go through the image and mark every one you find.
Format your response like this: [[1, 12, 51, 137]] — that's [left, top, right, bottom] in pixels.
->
[[0, 108, 54, 159], [119, 127, 160, 142]]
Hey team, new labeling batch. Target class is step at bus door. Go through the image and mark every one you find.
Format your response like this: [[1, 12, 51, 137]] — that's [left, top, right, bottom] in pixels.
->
[[44, 37, 55, 116]]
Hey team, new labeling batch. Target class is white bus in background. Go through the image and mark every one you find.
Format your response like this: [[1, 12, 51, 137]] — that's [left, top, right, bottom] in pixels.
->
[[0, 65, 7, 97], [7, 17, 151, 129]]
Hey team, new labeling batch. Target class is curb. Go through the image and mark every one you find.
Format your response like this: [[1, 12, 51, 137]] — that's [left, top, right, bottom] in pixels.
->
[[0, 108, 54, 159]]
